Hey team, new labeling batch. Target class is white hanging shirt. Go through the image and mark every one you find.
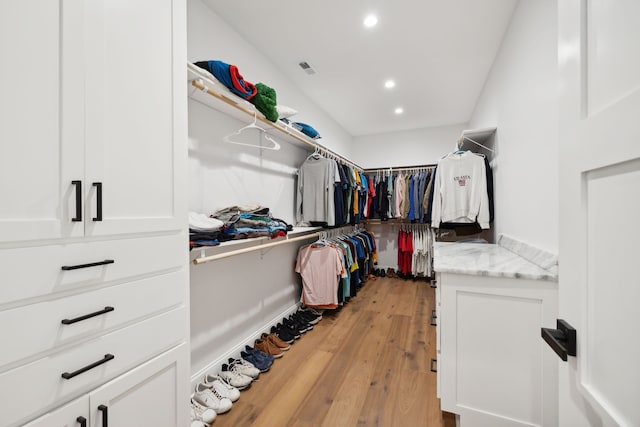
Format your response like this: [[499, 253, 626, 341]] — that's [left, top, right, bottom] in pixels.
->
[[431, 151, 490, 229]]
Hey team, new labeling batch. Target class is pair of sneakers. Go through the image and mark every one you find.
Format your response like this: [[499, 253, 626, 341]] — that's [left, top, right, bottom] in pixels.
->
[[254, 333, 290, 358], [218, 358, 259, 390], [241, 345, 274, 372], [297, 307, 322, 325], [190, 398, 216, 427], [193, 382, 233, 415]]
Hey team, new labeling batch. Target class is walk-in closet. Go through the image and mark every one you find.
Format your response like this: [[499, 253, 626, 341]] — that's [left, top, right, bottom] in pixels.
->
[[2, 0, 638, 426]]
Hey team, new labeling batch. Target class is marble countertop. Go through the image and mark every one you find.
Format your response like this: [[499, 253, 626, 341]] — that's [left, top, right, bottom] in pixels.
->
[[433, 242, 558, 281]]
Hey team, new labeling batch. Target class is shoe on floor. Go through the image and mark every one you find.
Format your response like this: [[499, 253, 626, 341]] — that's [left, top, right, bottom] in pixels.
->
[[254, 337, 284, 358], [228, 357, 261, 379], [244, 345, 275, 364], [191, 398, 217, 425], [262, 332, 291, 351], [271, 325, 295, 344], [220, 363, 253, 389], [241, 350, 272, 372], [203, 374, 241, 402], [193, 383, 233, 415]]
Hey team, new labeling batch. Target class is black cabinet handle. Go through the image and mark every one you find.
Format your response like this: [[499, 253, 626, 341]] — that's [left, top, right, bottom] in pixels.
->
[[430, 358, 438, 373], [76, 416, 87, 427], [98, 405, 108, 427], [61, 259, 114, 271], [541, 319, 576, 361], [61, 306, 114, 325], [430, 309, 437, 326], [430, 280, 437, 289], [92, 182, 103, 221], [61, 354, 115, 380], [72, 180, 82, 222]]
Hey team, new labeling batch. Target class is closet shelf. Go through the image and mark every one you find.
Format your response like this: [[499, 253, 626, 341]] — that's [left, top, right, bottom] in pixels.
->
[[186, 63, 362, 170], [190, 226, 321, 265]]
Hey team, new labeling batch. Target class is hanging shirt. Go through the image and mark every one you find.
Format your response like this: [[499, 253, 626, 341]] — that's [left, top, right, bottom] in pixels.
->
[[296, 244, 343, 307], [431, 151, 490, 229], [296, 155, 341, 226]]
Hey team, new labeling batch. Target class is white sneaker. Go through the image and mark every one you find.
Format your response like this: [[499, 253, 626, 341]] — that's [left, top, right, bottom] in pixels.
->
[[193, 383, 233, 414], [191, 398, 217, 425], [228, 357, 260, 379], [219, 364, 253, 390], [203, 374, 241, 402]]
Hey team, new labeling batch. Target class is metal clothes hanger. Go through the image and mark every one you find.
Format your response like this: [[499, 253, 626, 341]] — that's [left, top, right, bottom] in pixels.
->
[[222, 112, 281, 150]]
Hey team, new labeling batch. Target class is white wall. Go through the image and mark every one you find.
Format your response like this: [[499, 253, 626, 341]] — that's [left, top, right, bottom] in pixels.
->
[[354, 124, 466, 169], [188, 0, 360, 380], [188, 0, 353, 160], [467, 0, 559, 253]]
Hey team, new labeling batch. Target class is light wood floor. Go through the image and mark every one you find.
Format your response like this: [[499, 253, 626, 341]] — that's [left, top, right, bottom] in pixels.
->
[[211, 277, 456, 427]]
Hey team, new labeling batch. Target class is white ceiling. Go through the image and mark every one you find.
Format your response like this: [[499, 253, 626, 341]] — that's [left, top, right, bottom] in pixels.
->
[[203, 0, 518, 137]]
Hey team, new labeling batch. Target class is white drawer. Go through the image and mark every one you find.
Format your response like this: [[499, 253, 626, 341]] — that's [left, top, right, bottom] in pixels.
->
[[0, 233, 186, 306], [0, 270, 186, 370], [0, 306, 187, 427]]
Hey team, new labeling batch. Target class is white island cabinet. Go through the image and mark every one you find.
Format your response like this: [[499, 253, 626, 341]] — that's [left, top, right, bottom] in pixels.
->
[[434, 238, 558, 427]]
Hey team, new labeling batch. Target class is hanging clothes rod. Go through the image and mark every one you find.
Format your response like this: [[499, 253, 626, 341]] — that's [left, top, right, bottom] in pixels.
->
[[193, 232, 320, 265], [364, 164, 436, 173], [190, 78, 363, 171]]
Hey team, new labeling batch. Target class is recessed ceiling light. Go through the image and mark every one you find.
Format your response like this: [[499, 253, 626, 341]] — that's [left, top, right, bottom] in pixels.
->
[[363, 14, 378, 28], [384, 80, 396, 89], [394, 107, 404, 115]]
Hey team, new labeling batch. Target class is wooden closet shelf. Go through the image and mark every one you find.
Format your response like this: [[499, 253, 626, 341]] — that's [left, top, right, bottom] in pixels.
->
[[187, 64, 363, 170]]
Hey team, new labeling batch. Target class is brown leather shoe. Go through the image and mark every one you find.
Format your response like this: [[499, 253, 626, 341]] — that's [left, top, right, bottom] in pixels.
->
[[262, 333, 291, 351], [254, 337, 284, 358]]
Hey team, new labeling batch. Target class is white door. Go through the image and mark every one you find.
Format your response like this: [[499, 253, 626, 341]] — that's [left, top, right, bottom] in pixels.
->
[[0, 0, 84, 243], [88, 344, 189, 427], [83, 0, 186, 236], [557, 1, 640, 426]]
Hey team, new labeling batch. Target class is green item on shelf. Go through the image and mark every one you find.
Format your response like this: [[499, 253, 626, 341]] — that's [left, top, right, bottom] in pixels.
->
[[251, 82, 278, 122]]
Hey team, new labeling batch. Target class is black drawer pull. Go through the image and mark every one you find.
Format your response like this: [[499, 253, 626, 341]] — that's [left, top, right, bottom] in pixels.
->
[[61, 354, 114, 380], [430, 309, 437, 327], [61, 259, 114, 271], [430, 358, 438, 373], [98, 405, 108, 427], [72, 180, 82, 222], [61, 306, 114, 325], [92, 182, 103, 222], [430, 280, 437, 289], [77, 416, 87, 427]]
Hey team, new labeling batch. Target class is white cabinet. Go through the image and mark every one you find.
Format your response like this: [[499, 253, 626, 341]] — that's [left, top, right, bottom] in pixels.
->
[[436, 272, 558, 427], [23, 396, 89, 427], [88, 344, 189, 427], [0, 0, 186, 244], [0, 0, 188, 426], [22, 344, 188, 427]]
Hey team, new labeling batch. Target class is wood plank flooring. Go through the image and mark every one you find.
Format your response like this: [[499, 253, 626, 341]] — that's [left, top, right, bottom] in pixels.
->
[[210, 277, 456, 427]]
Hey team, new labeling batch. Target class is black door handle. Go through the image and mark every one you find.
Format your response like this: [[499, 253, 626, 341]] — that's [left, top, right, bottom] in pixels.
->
[[76, 416, 87, 427], [72, 180, 82, 222], [61, 306, 114, 325], [541, 319, 576, 361], [93, 182, 103, 221], [98, 404, 108, 427], [61, 354, 115, 379], [430, 358, 437, 373], [61, 259, 114, 271]]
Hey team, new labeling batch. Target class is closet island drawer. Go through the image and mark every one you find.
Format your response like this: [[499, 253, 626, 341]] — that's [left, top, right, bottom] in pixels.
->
[[0, 233, 185, 306], [0, 270, 186, 370], [0, 306, 187, 427]]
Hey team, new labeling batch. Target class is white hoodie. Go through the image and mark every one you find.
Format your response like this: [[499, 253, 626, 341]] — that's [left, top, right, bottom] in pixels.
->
[[431, 151, 490, 229]]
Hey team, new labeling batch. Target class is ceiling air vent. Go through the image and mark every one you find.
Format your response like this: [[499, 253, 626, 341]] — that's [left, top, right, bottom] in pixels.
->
[[298, 61, 316, 75]]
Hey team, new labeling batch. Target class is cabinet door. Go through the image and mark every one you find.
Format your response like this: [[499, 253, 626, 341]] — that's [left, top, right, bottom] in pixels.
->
[[88, 343, 189, 427], [83, 0, 187, 237], [0, 0, 84, 243], [22, 395, 89, 427]]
